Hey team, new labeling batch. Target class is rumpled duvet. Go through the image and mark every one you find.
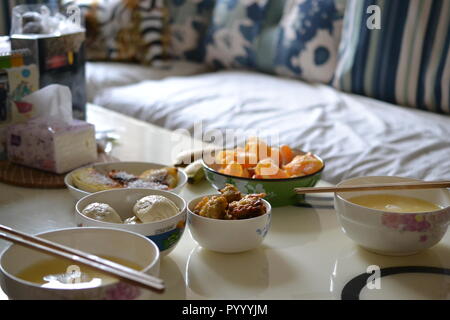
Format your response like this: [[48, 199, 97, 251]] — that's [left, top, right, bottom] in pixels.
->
[[91, 68, 450, 184]]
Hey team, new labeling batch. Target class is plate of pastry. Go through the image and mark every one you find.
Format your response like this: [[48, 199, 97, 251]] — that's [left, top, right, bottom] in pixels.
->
[[65, 161, 188, 200]]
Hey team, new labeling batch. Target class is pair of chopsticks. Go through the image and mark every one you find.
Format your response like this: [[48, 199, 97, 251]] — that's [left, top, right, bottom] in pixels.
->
[[294, 181, 450, 194], [0, 224, 165, 293]]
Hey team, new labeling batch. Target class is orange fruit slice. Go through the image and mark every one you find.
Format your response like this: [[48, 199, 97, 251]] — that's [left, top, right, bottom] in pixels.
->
[[280, 145, 294, 165]]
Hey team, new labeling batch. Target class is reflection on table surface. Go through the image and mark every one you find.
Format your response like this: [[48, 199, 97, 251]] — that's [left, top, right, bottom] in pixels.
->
[[331, 243, 450, 300], [186, 245, 269, 299]]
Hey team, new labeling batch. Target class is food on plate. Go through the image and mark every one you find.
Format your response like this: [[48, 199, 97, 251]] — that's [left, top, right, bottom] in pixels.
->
[[347, 194, 442, 213], [16, 255, 142, 288], [71, 168, 120, 193], [139, 167, 178, 189], [210, 138, 323, 179], [133, 195, 180, 223], [81, 202, 123, 223], [108, 170, 138, 184], [71, 166, 178, 192], [126, 179, 169, 190], [193, 184, 266, 220]]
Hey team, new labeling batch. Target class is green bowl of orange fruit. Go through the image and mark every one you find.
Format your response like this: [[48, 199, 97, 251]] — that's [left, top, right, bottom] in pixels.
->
[[202, 138, 324, 207]]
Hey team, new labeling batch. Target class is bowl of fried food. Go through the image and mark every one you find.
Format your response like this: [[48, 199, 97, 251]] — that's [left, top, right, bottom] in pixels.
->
[[202, 137, 324, 207], [65, 162, 187, 200], [187, 184, 271, 253]]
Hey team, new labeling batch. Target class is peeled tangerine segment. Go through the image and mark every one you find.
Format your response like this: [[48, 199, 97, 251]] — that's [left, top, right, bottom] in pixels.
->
[[283, 153, 323, 177], [215, 150, 237, 166], [220, 162, 249, 178], [245, 137, 272, 162], [280, 145, 294, 165], [235, 151, 258, 168], [254, 158, 287, 178]]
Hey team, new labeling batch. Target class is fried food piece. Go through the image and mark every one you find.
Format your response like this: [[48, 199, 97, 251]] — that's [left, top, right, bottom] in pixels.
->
[[219, 183, 242, 203], [193, 196, 210, 214], [226, 194, 267, 220], [139, 167, 178, 189], [196, 195, 228, 220]]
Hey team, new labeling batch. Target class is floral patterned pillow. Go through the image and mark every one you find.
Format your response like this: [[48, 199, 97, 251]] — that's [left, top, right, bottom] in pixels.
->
[[204, 0, 271, 69], [204, 0, 346, 84], [79, 0, 167, 65], [269, 0, 346, 83], [165, 0, 216, 61]]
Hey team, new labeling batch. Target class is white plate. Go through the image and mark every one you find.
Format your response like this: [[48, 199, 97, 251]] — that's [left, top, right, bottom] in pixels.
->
[[65, 161, 187, 200]]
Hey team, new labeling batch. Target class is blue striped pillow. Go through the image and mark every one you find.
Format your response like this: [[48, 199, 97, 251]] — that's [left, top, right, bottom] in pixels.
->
[[333, 0, 449, 114]]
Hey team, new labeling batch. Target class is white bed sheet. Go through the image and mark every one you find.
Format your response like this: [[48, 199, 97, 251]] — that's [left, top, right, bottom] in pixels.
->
[[86, 61, 209, 102], [91, 70, 450, 184]]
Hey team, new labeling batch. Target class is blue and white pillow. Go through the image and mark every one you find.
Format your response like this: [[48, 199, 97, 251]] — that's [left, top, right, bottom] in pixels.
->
[[270, 0, 346, 83], [204, 0, 270, 69], [165, 0, 216, 61], [204, 0, 346, 84], [333, 0, 450, 114]]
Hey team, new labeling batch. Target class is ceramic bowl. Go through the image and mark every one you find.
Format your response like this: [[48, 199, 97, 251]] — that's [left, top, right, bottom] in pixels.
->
[[65, 161, 188, 201], [187, 195, 272, 253], [202, 153, 323, 207], [75, 188, 187, 256], [0, 227, 160, 300], [334, 176, 450, 256]]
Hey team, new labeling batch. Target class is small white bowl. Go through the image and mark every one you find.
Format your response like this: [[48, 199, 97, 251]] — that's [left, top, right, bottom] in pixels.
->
[[0, 227, 160, 300], [334, 176, 450, 256], [187, 195, 272, 253], [76, 188, 187, 256], [65, 161, 188, 201]]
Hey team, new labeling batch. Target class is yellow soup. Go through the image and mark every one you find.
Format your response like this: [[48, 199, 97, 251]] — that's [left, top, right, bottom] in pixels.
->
[[348, 194, 442, 213], [16, 255, 142, 289]]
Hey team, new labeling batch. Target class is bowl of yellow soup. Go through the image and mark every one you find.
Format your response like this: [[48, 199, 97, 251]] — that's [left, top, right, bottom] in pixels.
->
[[0, 227, 160, 300], [334, 176, 450, 256]]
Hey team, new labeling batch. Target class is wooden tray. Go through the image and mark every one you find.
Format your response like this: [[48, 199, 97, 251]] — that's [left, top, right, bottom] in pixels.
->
[[0, 153, 117, 189]]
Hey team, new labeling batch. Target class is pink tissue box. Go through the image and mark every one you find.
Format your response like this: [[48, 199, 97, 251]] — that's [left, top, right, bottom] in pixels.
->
[[7, 117, 97, 174]]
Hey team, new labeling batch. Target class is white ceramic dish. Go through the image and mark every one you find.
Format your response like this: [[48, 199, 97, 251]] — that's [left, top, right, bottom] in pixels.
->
[[334, 176, 450, 256], [75, 188, 187, 256], [187, 195, 272, 253], [65, 161, 188, 200], [0, 227, 160, 300]]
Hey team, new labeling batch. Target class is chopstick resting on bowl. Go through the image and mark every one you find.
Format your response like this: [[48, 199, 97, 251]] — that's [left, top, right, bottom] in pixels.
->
[[294, 181, 450, 194], [0, 224, 165, 293]]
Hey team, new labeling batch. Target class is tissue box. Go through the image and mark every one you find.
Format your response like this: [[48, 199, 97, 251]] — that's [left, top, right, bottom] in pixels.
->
[[7, 117, 97, 174]]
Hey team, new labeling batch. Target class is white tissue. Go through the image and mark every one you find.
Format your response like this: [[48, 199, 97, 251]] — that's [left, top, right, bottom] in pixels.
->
[[22, 84, 73, 123]]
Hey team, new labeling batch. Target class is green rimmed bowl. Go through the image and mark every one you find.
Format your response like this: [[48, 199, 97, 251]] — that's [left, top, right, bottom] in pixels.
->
[[201, 153, 324, 207]]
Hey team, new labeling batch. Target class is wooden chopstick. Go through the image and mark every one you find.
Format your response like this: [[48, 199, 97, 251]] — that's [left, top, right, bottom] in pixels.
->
[[0, 225, 165, 293], [294, 181, 450, 194]]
